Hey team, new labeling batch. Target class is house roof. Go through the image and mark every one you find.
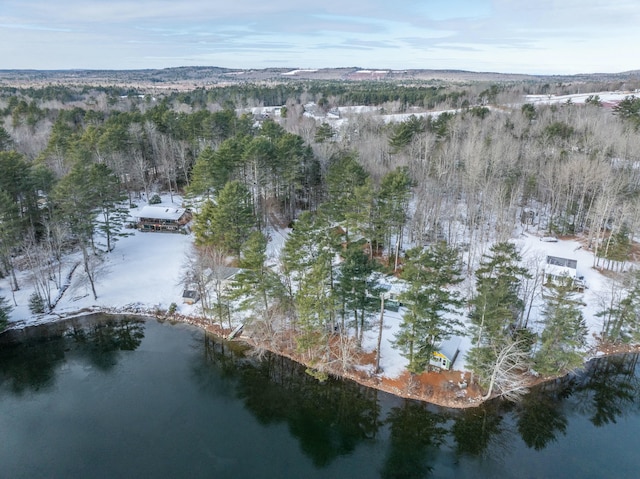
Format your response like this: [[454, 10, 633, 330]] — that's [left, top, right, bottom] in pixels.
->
[[545, 264, 577, 278], [436, 336, 462, 362], [209, 267, 241, 281], [545, 255, 577, 278], [136, 205, 186, 221]]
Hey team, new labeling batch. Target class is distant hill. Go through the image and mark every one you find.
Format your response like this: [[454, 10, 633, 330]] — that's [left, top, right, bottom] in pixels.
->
[[0, 66, 638, 89]]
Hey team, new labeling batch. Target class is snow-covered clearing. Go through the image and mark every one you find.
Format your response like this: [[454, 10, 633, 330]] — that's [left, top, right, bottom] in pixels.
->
[[524, 90, 635, 106], [4, 198, 192, 329], [359, 229, 620, 377]]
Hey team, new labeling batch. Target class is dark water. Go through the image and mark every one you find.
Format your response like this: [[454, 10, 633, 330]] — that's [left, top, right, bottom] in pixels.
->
[[1, 315, 639, 479]]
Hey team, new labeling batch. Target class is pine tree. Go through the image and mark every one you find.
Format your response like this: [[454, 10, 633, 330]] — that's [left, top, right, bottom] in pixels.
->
[[281, 211, 322, 282], [28, 292, 45, 314], [53, 159, 101, 299], [376, 167, 412, 271], [0, 125, 12, 151], [596, 225, 632, 271], [295, 249, 335, 361], [281, 211, 341, 337], [394, 243, 464, 374], [535, 277, 588, 375], [229, 231, 287, 341], [90, 163, 129, 252], [314, 123, 335, 143], [188, 146, 217, 196], [192, 180, 255, 255], [467, 242, 531, 385], [0, 295, 12, 331], [336, 244, 382, 345], [325, 152, 369, 242], [0, 189, 21, 291]]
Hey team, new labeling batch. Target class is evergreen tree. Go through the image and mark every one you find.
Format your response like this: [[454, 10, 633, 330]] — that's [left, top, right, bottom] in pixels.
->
[[282, 212, 329, 289], [388, 115, 427, 152], [273, 132, 312, 222], [229, 231, 287, 340], [188, 136, 246, 196], [598, 271, 640, 344], [0, 125, 12, 151], [0, 151, 42, 228], [343, 178, 376, 254], [521, 103, 537, 122], [324, 152, 369, 242], [535, 277, 588, 375], [596, 225, 632, 271], [90, 163, 129, 252], [314, 123, 335, 143], [53, 159, 102, 299], [394, 243, 464, 374], [281, 212, 339, 359], [28, 292, 45, 314], [613, 95, 640, 127], [0, 189, 22, 291], [242, 135, 276, 227], [467, 242, 530, 385], [188, 146, 217, 196], [336, 244, 382, 345], [295, 248, 335, 362], [0, 295, 12, 331], [192, 180, 255, 255], [376, 167, 412, 271]]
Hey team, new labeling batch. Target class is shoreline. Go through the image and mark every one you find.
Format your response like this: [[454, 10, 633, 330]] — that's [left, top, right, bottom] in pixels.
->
[[6, 307, 634, 410]]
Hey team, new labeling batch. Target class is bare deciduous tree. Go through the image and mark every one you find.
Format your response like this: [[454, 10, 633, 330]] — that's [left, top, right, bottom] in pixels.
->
[[481, 340, 530, 402]]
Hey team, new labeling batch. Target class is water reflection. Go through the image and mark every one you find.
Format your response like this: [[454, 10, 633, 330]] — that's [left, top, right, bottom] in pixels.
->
[[4, 316, 640, 478], [381, 402, 447, 478], [577, 354, 639, 426], [0, 315, 145, 393], [515, 386, 567, 450], [66, 317, 145, 370], [451, 404, 505, 458], [0, 332, 65, 394], [191, 330, 640, 475], [194, 334, 382, 468]]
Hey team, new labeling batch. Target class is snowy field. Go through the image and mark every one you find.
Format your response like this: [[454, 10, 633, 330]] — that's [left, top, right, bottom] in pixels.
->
[[524, 90, 635, 106], [3, 198, 193, 329]]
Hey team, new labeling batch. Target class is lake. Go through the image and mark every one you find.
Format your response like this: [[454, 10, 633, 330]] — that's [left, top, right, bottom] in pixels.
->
[[1, 314, 639, 478]]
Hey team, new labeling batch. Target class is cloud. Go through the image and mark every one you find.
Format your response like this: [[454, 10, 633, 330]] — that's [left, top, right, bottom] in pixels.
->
[[0, 0, 639, 73], [0, 23, 72, 32]]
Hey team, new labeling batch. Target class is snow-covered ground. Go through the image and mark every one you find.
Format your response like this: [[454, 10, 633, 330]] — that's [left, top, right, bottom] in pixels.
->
[[1, 194, 622, 381], [4, 198, 194, 329], [514, 232, 612, 347], [524, 90, 635, 106], [359, 229, 619, 376]]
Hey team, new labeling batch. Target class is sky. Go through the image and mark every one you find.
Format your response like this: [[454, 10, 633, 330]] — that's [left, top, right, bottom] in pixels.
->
[[1, 0, 639, 74]]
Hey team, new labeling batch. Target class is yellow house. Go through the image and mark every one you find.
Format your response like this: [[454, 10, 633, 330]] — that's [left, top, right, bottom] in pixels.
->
[[430, 336, 462, 370]]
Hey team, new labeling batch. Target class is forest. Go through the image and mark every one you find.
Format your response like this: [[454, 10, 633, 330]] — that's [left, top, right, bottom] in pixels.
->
[[2, 76, 640, 400]]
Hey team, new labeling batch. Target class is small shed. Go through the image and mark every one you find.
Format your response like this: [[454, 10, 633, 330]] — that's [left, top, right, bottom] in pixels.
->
[[377, 281, 407, 312], [182, 289, 200, 305], [520, 208, 536, 225], [430, 336, 462, 371], [135, 205, 192, 232]]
